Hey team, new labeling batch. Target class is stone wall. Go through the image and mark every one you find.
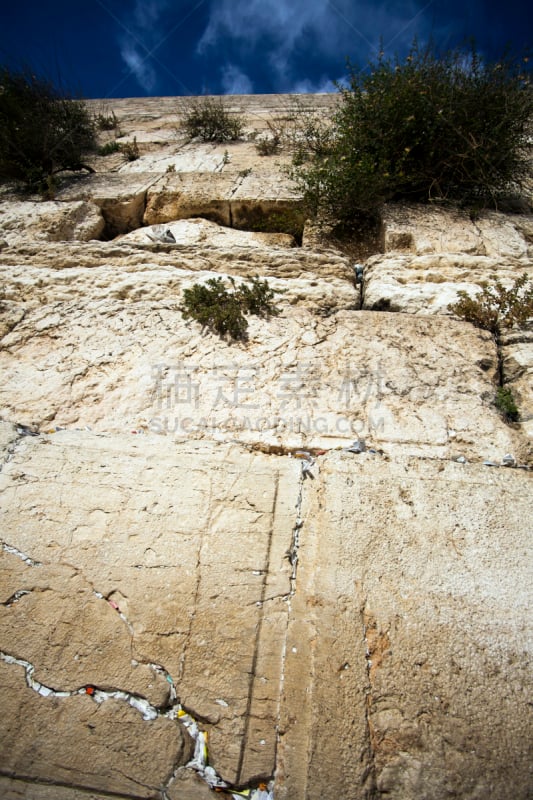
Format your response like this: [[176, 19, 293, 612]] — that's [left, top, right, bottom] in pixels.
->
[[0, 94, 531, 800]]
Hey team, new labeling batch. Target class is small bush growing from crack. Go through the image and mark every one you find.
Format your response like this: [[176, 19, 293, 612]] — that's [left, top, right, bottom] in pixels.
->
[[495, 386, 520, 422], [181, 97, 245, 142], [181, 276, 280, 340], [291, 41, 532, 229], [0, 65, 96, 194], [121, 137, 139, 161], [256, 134, 281, 156], [98, 140, 121, 156], [448, 273, 533, 333], [95, 108, 119, 131], [255, 120, 285, 156], [98, 137, 139, 160]]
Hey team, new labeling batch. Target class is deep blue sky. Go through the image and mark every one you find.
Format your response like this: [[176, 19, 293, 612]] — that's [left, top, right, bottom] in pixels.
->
[[1, 0, 531, 97]]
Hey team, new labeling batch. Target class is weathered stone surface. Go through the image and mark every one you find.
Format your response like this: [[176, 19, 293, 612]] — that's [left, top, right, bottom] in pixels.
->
[[0, 424, 299, 786], [0, 659, 192, 797], [276, 453, 533, 800], [0, 294, 525, 460], [0, 551, 171, 705], [364, 204, 533, 315], [57, 174, 159, 236], [0, 94, 531, 800], [119, 216, 296, 248], [500, 328, 533, 443], [363, 253, 533, 315], [141, 167, 301, 235], [0, 777, 132, 800], [167, 769, 216, 800], [143, 172, 236, 227], [0, 237, 353, 281], [381, 203, 531, 260], [119, 142, 227, 174], [0, 200, 105, 244]]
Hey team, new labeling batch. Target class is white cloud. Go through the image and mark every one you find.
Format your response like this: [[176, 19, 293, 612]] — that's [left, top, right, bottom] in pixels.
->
[[198, 0, 436, 90], [133, 0, 170, 30], [198, 0, 339, 76], [221, 64, 254, 94], [119, 39, 157, 92], [289, 76, 338, 94], [117, 0, 169, 92]]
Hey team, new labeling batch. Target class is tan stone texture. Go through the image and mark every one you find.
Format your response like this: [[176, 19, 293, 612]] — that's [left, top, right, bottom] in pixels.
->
[[277, 453, 532, 800], [0, 425, 299, 787], [0, 777, 132, 800], [0, 658, 191, 797], [364, 203, 533, 315], [0, 93, 531, 800]]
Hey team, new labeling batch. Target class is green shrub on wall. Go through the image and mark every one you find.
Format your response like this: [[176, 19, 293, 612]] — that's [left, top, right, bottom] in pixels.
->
[[181, 276, 280, 340], [495, 387, 520, 422], [0, 66, 96, 193], [181, 97, 245, 143], [448, 273, 533, 333], [293, 42, 532, 227]]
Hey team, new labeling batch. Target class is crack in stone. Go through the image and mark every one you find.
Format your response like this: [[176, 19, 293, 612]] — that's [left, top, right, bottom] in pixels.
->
[[0, 426, 38, 474], [2, 589, 32, 606], [0, 773, 151, 800], [272, 453, 317, 798], [1, 541, 42, 567], [360, 600, 379, 799], [0, 307, 27, 342], [236, 473, 280, 786], [286, 455, 314, 594], [0, 438, 319, 798], [0, 649, 271, 798], [93, 590, 135, 635]]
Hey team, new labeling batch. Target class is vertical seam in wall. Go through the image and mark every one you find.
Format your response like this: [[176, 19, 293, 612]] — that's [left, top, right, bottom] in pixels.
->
[[176, 475, 213, 685], [236, 470, 280, 785]]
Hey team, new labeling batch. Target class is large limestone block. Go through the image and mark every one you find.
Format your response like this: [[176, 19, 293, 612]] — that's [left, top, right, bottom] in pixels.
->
[[228, 172, 304, 239], [118, 142, 229, 174], [0, 236, 353, 281], [500, 328, 533, 442], [231, 170, 302, 205], [0, 200, 104, 244], [0, 552, 171, 705], [277, 453, 533, 800], [119, 217, 296, 248], [144, 173, 236, 226], [368, 205, 533, 315], [57, 174, 160, 235], [0, 298, 524, 460], [363, 253, 533, 315], [143, 170, 303, 238], [0, 425, 300, 785], [0, 661, 192, 797], [381, 204, 530, 260], [0, 245, 354, 330]]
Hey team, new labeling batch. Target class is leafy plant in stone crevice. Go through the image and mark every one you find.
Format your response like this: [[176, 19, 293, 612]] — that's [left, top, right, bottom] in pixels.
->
[[94, 107, 119, 131], [495, 386, 520, 422], [449, 274, 532, 425], [291, 41, 533, 229], [448, 273, 533, 334], [180, 97, 245, 143], [98, 137, 140, 161], [98, 140, 121, 156], [180, 276, 281, 340], [0, 65, 96, 194], [255, 120, 284, 156], [120, 137, 140, 161]]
